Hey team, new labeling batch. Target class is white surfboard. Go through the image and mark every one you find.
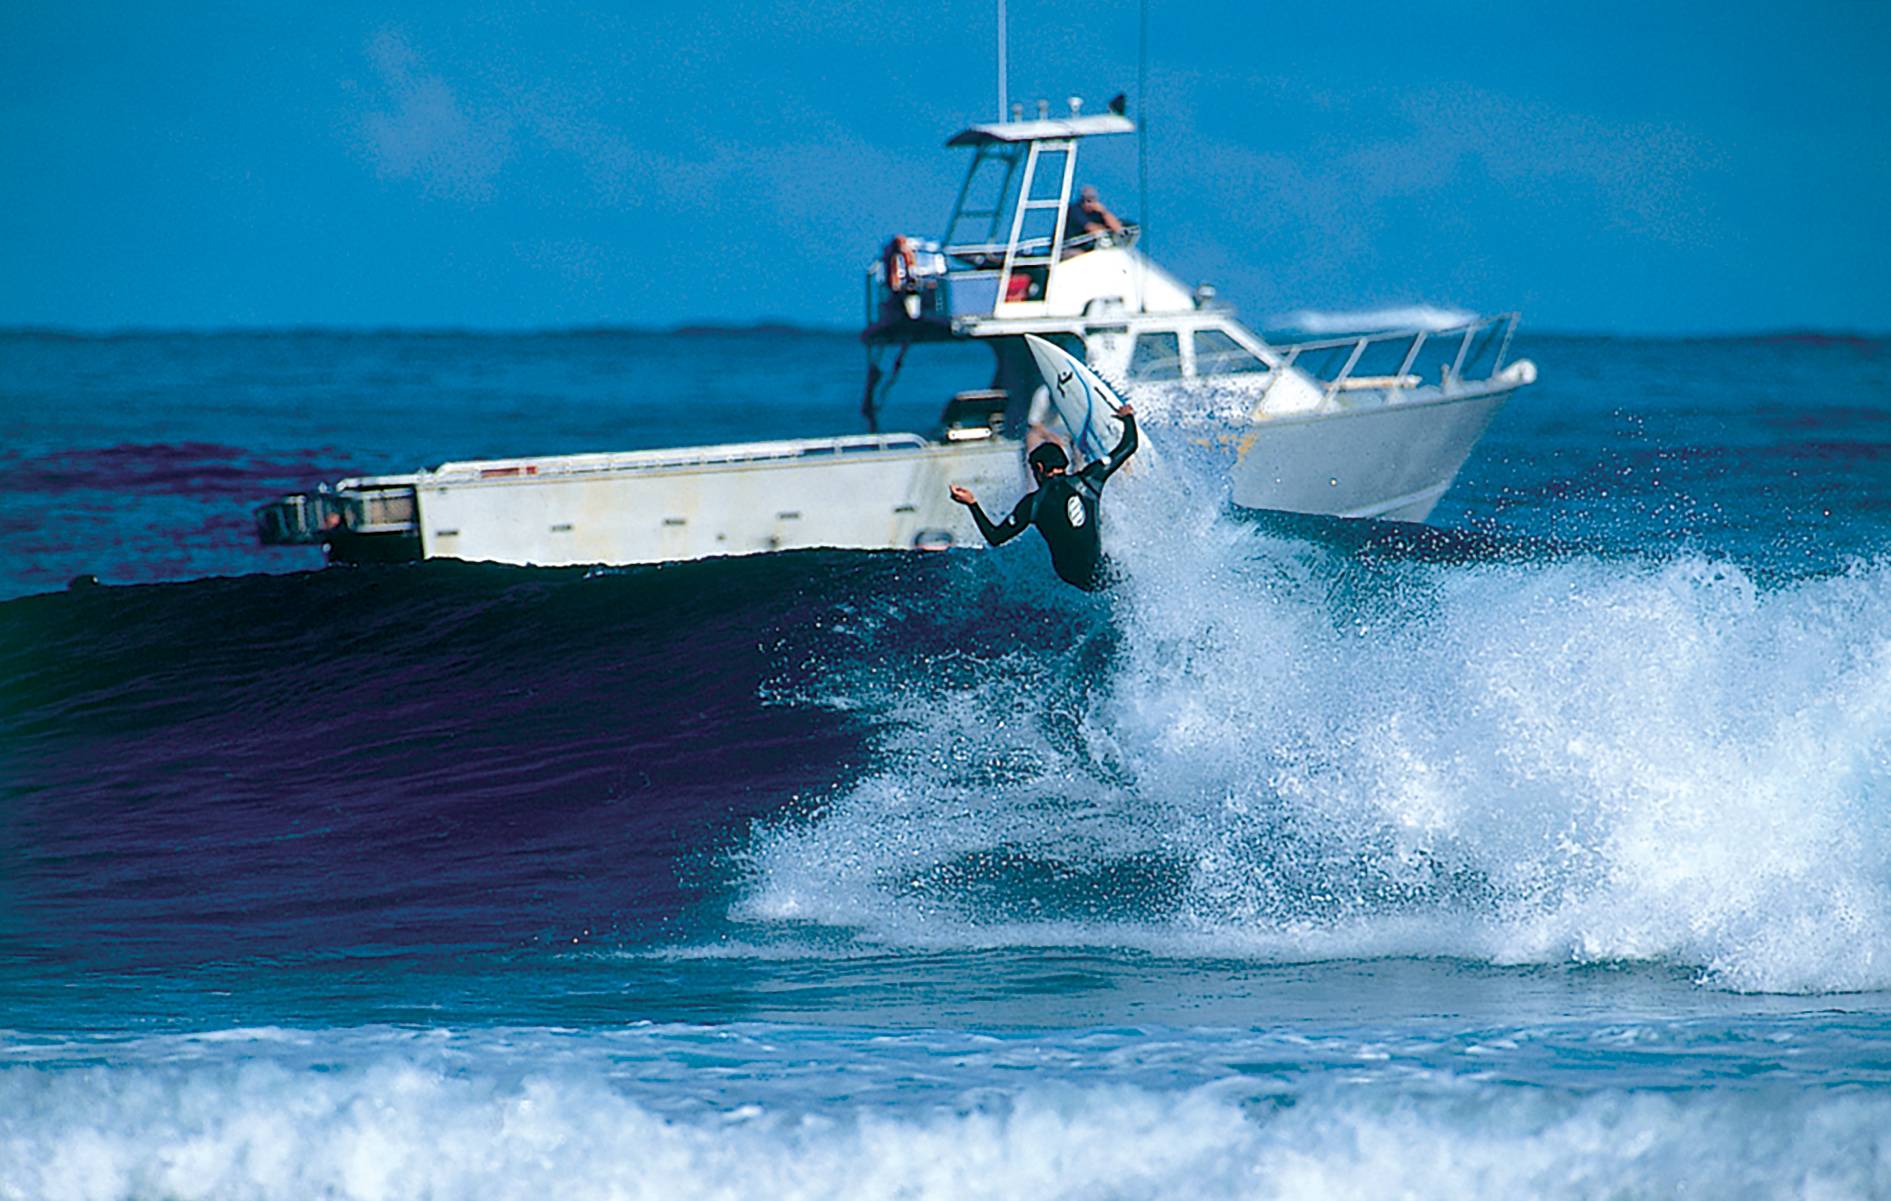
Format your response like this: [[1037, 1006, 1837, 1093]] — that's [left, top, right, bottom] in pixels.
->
[[1024, 334, 1155, 471]]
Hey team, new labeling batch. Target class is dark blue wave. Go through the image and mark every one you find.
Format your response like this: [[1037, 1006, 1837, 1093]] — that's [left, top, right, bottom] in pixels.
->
[[0, 554, 981, 972]]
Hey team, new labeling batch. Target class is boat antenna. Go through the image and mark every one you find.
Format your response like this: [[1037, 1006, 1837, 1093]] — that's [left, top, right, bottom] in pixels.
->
[[997, 0, 1008, 120], [1137, 0, 1149, 296]]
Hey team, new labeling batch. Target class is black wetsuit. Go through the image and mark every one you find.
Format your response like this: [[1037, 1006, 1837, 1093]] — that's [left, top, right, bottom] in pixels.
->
[[967, 414, 1139, 590]]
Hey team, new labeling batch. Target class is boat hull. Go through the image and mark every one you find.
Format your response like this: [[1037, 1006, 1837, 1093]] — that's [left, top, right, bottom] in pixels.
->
[[1231, 385, 1516, 522], [321, 439, 1023, 568]]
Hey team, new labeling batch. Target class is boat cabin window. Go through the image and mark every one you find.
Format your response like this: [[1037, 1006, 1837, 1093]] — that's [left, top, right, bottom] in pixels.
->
[[1128, 331, 1182, 380], [1193, 328, 1268, 375]]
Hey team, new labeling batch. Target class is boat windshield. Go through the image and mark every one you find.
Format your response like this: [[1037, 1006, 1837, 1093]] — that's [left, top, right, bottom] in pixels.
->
[[1128, 331, 1182, 380], [1193, 328, 1268, 375]]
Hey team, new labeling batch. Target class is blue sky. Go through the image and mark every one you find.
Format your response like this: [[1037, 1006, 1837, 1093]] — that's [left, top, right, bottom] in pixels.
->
[[2, 1, 1886, 333]]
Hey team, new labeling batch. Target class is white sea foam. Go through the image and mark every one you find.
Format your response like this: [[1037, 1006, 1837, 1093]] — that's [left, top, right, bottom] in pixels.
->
[[740, 462, 1891, 993], [1270, 304, 1479, 333], [2, 1033, 1885, 1201]]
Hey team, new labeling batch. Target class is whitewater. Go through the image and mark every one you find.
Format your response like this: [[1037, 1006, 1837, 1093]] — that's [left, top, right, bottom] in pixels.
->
[[743, 524, 1891, 994], [2, 328, 1889, 1198]]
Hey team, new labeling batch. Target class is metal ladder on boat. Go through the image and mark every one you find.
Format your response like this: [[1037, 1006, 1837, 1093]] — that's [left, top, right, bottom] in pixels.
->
[[996, 138, 1077, 308]]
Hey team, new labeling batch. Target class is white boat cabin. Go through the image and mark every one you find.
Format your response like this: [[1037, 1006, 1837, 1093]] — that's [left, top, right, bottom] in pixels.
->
[[866, 102, 1327, 421]]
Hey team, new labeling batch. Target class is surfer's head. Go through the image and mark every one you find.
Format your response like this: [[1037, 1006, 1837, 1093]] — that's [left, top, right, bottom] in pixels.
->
[[1028, 441, 1069, 479]]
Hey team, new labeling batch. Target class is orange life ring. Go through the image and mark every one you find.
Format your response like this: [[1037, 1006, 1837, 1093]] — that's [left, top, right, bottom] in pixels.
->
[[883, 235, 916, 292]]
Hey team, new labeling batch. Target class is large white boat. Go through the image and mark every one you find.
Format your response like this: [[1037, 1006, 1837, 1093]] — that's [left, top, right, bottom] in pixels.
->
[[257, 102, 1534, 565]]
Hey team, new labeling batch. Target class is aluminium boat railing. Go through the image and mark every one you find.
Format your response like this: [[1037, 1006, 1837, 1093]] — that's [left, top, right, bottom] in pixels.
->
[[1271, 313, 1519, 404], [865, 227, 1143, 325], [1135, 313, 1520, 407], [940, 224, 1140, 267]]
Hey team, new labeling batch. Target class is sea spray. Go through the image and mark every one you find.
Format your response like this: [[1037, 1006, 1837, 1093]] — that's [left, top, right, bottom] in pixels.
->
[[741, 462, 1891, 992]]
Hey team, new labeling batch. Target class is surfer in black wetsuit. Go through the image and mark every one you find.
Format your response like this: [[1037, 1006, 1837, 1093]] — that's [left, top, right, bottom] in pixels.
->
[[948, 402, 1138, 591]]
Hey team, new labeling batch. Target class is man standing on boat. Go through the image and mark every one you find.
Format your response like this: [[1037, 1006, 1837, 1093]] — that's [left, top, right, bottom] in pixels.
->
[[948, 403, 1138, 591]]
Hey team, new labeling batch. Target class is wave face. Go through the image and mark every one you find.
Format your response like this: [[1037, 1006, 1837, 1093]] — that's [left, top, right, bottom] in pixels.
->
[[5, 527, 1887, 998], [0, 555, 876, 990]]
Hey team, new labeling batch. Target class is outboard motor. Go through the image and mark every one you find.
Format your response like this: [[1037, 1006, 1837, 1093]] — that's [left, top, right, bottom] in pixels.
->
[[255, 489, 344, 546]]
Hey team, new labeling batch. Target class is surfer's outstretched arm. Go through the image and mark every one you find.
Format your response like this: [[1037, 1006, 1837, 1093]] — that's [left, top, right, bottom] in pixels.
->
[[975, 506, 1028, 546], [950, 486, 1031, 546], [1088, 406, 1139, 483]]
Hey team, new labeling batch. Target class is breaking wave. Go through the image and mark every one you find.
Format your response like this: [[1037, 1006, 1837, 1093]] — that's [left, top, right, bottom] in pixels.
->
[[6, 486, 1889, 995], [738, 470, 1891, 993]]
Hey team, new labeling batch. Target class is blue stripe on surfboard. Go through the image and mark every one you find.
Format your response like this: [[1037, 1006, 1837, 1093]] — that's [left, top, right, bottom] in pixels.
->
[[1075, 369, 1099, 459]]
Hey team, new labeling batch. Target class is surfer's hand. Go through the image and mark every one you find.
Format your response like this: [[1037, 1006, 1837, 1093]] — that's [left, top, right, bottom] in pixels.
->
[[949, 485, 977, 506], [1114, 402, 1135, 420]]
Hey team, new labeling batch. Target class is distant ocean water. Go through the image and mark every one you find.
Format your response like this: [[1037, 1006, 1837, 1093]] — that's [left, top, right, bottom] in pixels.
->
[[2, 327, 1890, 1198]]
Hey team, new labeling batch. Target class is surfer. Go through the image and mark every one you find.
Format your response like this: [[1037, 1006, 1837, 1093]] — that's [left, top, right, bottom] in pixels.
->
[[948, 402, 1138, 591]]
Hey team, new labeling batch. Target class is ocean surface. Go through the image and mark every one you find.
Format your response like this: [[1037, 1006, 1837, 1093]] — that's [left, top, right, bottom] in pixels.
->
[[3, 326, 1890, 1198]]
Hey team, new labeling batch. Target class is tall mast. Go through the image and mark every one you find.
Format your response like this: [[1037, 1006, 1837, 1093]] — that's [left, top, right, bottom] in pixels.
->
[[996, 0, 1008, 120]]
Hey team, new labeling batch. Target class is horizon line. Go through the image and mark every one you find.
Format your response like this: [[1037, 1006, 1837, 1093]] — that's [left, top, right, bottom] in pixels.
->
[[3, 320, 1888, 343]]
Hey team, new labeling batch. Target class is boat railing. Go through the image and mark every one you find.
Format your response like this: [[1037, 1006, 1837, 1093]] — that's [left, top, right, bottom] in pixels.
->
[[430, 434, 935, 484], [1259, 313, 1519, 404], [941, 224, 1140, 267], [866, 226, 1141, 325]]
